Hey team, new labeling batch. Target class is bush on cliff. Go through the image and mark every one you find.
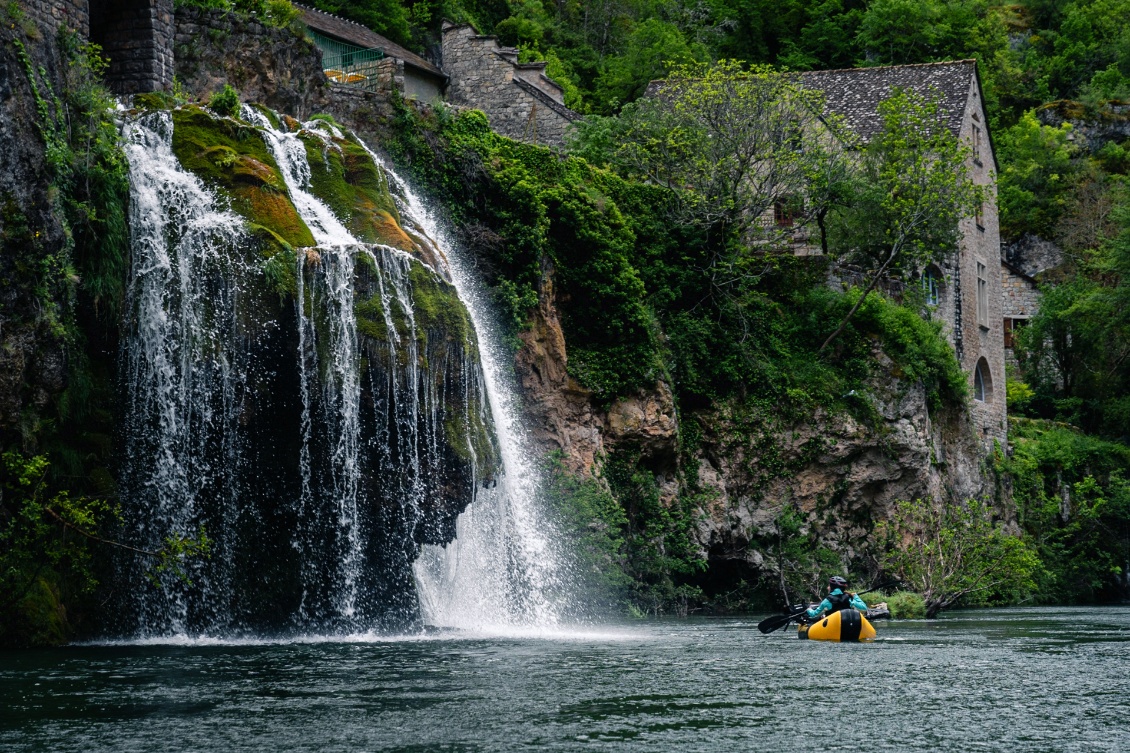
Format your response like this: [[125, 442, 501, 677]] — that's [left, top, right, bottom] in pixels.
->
[[175, 0, 300, 29], [1002, 419, 1130, 603]]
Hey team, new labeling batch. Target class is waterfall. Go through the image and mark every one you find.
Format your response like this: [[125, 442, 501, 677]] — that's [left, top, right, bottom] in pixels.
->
[[118, 111, 250, 635], [116, 104, 568, 638], [378, 164, 570, 631]]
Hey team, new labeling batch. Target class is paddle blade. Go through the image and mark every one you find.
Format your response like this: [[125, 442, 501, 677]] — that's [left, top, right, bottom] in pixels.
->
[[757, 610, 804, 634]]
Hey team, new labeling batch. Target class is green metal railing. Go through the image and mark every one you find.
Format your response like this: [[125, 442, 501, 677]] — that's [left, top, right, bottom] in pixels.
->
[[309, 29, 386, 89]]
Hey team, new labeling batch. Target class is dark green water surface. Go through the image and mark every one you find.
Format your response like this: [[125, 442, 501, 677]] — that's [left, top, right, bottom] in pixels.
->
[[2, 607, 1128, 752]]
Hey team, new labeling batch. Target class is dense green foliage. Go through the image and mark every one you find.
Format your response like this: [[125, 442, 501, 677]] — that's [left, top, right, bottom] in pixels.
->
[[1012, 195, 1130, 438], [175, 0, 300, 28], [877, 497, 1041, 618], [385, 99, 966, 409], [314, 1, 1130, 251], [1003, 420, 1130, 603], [0, 453, 113, 646]]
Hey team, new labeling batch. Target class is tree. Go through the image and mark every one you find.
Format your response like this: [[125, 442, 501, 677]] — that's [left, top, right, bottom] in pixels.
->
[[593, 18, 707, 111], [819, 86, 982, 352], [1017, 190, 1130, 436], [0, 453, 211, 646], [995, 110, 1077, 241], [571, 59, 852, 303], [877, 498, 1040, 618]]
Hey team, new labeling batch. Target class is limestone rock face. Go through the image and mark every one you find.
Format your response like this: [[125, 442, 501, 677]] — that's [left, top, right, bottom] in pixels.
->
[[174, 8, 330, 118], [514, 266, 679, 480], [690, 368, 986, 566], [514, 267, 992, 573], [0, 23, 70, 448]]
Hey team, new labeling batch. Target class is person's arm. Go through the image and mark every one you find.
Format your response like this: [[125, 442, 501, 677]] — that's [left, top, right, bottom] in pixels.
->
[[850, 592, 868, 610], [806, 598, 833, 618]]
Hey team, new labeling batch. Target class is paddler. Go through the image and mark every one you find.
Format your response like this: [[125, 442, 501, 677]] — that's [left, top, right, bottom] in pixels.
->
[[805, 576, 868, 620]]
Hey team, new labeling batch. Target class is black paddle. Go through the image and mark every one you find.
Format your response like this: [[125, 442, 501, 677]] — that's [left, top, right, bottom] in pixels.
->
[[756, 580, 902, 635]]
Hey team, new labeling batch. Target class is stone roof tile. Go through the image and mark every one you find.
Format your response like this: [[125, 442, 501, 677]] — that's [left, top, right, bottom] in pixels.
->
[[798, 60, 977, 142]]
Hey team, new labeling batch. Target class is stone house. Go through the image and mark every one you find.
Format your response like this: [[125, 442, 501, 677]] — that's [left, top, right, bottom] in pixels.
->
[[1001, 260, 1040, 370], [294, 4, 446, 101], [799, 61, 1007, 444], [439, 21, 579, 148]]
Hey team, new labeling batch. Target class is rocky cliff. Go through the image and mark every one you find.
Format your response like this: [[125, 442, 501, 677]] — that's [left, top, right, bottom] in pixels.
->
[[0, 12, 71, 450], [515, 271, 993, 593]]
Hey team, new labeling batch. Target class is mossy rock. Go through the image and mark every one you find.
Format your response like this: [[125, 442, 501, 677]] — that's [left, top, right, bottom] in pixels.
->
[[171, 106, 315, 248], [299, 130, 414, 250], [408, 259, 473, 349], [133, 91, 175, 111]]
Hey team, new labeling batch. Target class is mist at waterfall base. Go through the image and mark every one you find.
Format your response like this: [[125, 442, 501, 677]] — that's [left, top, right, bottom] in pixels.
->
[[109, 107, 574, 640]]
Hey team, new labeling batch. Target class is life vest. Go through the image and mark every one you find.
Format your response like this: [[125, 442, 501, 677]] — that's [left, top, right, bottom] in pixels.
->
[[825, 589, 855, 613]]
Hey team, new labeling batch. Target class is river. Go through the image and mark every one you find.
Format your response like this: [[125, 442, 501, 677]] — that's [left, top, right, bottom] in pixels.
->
[[2, 606, 1128, 751]]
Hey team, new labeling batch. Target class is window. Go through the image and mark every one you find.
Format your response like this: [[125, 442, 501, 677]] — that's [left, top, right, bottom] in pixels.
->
[[974, 358, 993, 403], [972, 124, 982, 164], [977, 261, 989, 327], [1004, 317, 1028, 348], [922, 267, 942, 307], [774, 196, 802, 227], [975, 200, 984, 229]]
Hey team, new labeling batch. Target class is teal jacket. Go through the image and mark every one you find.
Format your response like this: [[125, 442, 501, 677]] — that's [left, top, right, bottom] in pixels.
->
[[806, 588, 868, 619]]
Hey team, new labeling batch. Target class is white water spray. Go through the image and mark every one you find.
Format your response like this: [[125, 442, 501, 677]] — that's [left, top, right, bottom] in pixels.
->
[[378, 164, 571, 630]]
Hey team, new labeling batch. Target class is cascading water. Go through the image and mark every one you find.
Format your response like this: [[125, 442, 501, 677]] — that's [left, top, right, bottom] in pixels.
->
[[115, 102, 569, 638], [118, 111, 251, 635], [374, 158, 571, 631]]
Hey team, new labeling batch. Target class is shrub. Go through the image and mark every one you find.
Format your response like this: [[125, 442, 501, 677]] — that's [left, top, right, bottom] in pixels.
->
[[883, 590, 926, 619], [208, 84, 240, 117]]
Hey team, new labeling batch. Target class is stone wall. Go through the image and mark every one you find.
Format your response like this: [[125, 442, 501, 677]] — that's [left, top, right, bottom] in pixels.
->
[[175, 7, 330, 118], [20, 0, 88, 35], [955, 75, 1008, 446], [91, 0, 174, 94], [441, 22, 578, 148], [20, 0, 173, 94], [1002, 263, 1040, 371], [1002, 265, 1040, 320]]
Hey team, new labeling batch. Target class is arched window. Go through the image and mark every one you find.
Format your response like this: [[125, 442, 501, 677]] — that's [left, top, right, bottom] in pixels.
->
[[922, 266, 943, 307], [974, 358, 993, 403]]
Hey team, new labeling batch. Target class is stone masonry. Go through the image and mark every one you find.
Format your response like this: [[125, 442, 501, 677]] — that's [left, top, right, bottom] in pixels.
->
[[441, 21, 578, 148], [23, 0, 173, 94], [91, 0, 174, 94], [20, 0, 88, 36], [1001, 261, 1040, 370]]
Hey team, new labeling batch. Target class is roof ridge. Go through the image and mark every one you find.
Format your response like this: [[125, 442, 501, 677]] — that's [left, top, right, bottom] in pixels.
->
[[798, 59, 977, 76], [293, 3, 370, 32]]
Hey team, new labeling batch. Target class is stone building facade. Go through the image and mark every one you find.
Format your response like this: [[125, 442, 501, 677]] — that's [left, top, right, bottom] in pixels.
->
[[1001, 260, 1040, 370], [440, 21, 579, 148], [800, 61, 1008, 444], [23, 0, 173, 94]]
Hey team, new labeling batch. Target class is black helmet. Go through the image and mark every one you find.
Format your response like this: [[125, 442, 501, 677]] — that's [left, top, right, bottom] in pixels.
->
[[829, 576, 849, 589]]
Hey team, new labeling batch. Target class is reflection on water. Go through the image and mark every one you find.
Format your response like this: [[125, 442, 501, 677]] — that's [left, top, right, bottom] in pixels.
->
[[2, 607, 1129, 752]]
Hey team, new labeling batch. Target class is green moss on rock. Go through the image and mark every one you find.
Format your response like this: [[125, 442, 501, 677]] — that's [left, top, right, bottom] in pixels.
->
[[409, 259, 473, 349], [171, 105, 315, 248], [300, 130, 416, 250]]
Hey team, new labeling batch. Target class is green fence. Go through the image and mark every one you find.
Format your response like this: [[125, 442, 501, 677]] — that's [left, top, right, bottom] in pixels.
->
[[309, 29, 386, 90]]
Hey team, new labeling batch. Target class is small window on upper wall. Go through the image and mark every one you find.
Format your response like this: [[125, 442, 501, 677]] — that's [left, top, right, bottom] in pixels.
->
[[774, 196, 802, 227], [975, 200, 985, 230], [977, 261, 989, 327], [972, 124, 982, 164], [922, 267, 942, 307]]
